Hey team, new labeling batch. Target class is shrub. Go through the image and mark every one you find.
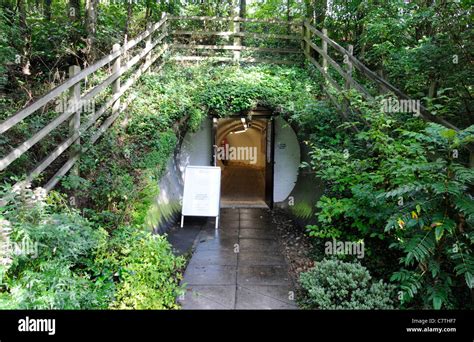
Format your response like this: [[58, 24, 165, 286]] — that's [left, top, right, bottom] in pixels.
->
[[0, 187, 114, 309], [305, 95, 474, 309], [105, 226, 185, 309], [0, 185, 185, 309], [299, 259, 395, 309]]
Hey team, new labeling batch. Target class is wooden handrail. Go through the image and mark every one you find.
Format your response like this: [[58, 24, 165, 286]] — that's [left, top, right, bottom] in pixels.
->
[[168, 15, 302, 25], [172, 44, 301, 53], [5, 14, 467, 196], [172, 30, 301, 40], [0, 16, 169, 189], [303, 21, 462, 132], [303, 37, 373, 100], [0, 14, 168, 136]]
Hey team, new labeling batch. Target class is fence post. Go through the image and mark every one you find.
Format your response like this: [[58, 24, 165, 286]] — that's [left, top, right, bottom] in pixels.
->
[[304, 21, 310, 57], [112, 43, 121, 117], [342, 44, 353, 118], [162, 12, 168, 35], [146, 21, 152, 70], [68, 65, 81, 178], [233, 16, 241, 63], [322, 28, 328, 74]]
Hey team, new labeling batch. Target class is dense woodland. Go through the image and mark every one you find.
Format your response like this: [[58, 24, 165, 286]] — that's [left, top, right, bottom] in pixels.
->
[[0, 1, 473, 310]]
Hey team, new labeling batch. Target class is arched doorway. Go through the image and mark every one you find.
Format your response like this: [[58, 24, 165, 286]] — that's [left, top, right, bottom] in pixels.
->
[[214, 116, 273, 208], [177, 109, 301, 209]]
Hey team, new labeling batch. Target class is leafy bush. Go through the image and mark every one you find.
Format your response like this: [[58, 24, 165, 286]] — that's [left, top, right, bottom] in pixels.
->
[[0, 187, 113, 309], [104, 226, 185, 309], [299, 259, 395, 309], [305, 94, 474, 309], [0, 184, 185, 310]]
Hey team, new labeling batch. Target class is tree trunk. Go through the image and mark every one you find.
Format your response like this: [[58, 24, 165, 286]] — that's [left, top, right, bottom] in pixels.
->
[[314, 0, 327, 30], [44, 0, 52, 21], [145, 0, 152, 21], [239, 0, 245, 33], [239, 0, 245, 18], [428, 79, 437, 99], [85, 0, 97, 63], [287, 0, 291, 33], [304, 0, 315, 22], [18, 0, 31, 75], [123, 1, 132, 58]]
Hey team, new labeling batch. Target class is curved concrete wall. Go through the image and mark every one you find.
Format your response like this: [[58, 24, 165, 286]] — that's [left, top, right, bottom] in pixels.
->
[[273, 117, 301, 203], [177, 118, 212, 171], [152, 119, 212, 233]]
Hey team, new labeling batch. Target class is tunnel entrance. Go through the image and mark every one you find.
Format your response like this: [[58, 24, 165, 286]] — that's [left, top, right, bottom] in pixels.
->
[[214, 116, 274, 208]]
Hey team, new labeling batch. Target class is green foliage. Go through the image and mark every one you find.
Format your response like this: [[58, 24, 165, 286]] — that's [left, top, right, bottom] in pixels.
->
[[104, 226, 185, 309], [290, 201, 313, 220], [0, 185, 185, 310], [0, 188, 114, 309], [299, 259, 395, 309], [305, 94, 474, 309], [0, 8, 16, 89]]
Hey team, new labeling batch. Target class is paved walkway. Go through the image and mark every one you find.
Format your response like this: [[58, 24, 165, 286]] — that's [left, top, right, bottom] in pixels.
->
[[176, 208, 297, 309]]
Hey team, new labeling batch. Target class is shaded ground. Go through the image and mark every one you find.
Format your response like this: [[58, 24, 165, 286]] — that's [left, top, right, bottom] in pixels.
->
[[220, 166, 266, 207], [168, 208, 298, 309], [271, 209, 315, 292]]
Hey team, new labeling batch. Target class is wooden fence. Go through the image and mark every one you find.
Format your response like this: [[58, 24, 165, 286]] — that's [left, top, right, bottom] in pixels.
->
[[168, 15, 303, 64], [301, 20, 461, 131], [0, 14, 470, 199], [0, 14, 169, 194]]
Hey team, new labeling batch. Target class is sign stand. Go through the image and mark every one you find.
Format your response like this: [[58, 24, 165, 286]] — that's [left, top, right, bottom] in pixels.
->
[[181, 166, 221, 229]]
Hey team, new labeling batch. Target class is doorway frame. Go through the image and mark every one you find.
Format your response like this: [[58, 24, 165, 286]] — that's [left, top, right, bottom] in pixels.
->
[[212, 110, 275, 209]]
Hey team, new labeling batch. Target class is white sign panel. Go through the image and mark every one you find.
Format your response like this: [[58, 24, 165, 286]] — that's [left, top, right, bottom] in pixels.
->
[[182, 166, 221, 219]]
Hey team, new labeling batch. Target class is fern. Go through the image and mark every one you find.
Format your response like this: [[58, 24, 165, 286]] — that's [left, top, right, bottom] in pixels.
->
[[403, 232, 435, 266], [427, 275, 453, 309], [454, 195, 474, 223], [391, 269, 423, 304], [451, 248, 474, 289]]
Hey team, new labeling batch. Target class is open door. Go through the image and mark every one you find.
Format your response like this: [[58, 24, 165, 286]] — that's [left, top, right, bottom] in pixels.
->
[[216, 117, 270, 208], [264, 118, 274, 208]]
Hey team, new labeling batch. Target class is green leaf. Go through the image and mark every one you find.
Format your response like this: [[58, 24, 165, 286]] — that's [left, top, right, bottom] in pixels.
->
[[435, 225, 444, 241], [439, 129, 456, 140], [433, 296, 442, 310]]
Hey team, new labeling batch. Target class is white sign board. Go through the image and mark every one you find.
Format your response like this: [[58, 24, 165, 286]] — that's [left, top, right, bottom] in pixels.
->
[[181, 166, 221, 228]]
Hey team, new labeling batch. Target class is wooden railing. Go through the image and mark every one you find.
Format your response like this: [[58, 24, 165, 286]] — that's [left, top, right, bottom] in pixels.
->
[[1, 15, 470, 198], [301, 20, 462, 132], [168, 16, 303, 65], [0, 13, 169, 194]]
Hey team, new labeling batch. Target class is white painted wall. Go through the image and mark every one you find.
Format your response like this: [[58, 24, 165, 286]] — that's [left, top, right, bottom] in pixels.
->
[[177, 118, 212, 180], [273, 117, 300, 203]]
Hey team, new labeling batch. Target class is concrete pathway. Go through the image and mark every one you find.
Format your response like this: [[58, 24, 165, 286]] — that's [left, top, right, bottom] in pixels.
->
[[177, 208, 297, 309]]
